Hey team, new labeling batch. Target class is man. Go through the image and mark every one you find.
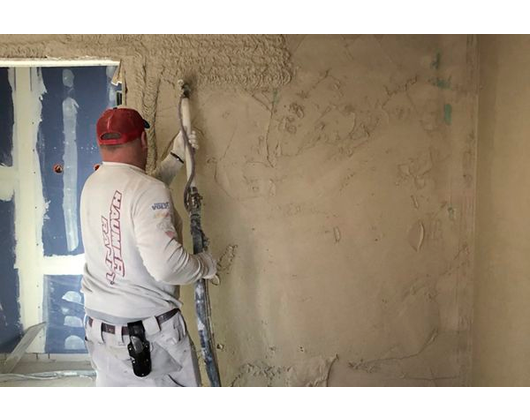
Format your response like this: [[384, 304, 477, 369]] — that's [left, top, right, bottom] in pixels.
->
[[80, 107, 217, 387]]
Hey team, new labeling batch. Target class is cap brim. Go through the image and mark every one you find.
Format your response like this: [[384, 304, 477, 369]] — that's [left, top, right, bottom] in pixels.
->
[[143, 119, 150, 129]]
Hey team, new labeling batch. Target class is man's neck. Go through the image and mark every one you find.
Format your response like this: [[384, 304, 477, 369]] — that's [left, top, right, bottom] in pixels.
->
[[100, 155, 146, 171]]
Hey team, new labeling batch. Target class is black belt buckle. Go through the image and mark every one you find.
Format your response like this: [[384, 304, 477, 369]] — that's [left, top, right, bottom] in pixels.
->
[[127, 320, 151, 377]]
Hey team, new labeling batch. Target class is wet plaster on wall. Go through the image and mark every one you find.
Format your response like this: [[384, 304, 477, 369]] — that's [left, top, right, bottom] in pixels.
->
[[230, 354, 338, 387], [0, 35, 477, 386], [178, 35, 477, 386]]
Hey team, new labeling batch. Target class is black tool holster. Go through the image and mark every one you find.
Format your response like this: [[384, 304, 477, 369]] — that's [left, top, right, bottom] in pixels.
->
[[127, 321, 152, 377]]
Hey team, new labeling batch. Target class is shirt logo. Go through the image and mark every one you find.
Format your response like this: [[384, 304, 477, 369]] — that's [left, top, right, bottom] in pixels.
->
[[101, 190, 125, 285], [152, 202, 169, 210]]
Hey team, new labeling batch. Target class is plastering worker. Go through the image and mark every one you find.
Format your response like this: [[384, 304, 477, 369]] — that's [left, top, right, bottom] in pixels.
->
[[80, 107, 217, 387]]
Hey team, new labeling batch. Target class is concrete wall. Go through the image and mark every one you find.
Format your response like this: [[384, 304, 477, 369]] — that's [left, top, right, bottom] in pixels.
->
[[0, 35, 478, 386], [473, 35, 530, 386]]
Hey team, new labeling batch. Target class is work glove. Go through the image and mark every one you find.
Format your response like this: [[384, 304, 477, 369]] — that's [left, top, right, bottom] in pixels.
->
[[172, 130, 198, 162]]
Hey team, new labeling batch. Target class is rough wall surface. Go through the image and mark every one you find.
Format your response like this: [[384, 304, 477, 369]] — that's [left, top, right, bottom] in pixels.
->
[[473, 35, 530, 386], [0, 35, 291, 171], [0, 35, 478, 386]]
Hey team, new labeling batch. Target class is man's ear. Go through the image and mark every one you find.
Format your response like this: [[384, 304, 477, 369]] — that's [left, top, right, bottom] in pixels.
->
[[140, 131, 148, 150]]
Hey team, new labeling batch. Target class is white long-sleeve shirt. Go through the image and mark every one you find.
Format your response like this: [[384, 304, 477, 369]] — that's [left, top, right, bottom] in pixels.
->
[[80, 155, 209, 321]]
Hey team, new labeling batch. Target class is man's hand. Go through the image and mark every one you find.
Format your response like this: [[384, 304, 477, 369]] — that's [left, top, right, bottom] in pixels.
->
[[172, 130, 199, 161], [196, 251, 218, 281]]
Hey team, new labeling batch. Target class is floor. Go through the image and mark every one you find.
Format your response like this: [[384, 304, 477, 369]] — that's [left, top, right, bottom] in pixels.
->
[[0, 355, 95, 387]]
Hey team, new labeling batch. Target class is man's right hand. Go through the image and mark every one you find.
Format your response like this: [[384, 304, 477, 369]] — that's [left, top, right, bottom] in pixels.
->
[[172, 130, 199, 161], [196, 251, 218, 280]]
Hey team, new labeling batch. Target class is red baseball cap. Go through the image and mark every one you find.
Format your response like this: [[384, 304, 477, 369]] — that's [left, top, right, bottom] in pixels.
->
[[96, 107, 150, 146]]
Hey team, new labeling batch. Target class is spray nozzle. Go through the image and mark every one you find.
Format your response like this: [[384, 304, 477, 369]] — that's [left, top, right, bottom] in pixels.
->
[[177, 79, 191, 98]]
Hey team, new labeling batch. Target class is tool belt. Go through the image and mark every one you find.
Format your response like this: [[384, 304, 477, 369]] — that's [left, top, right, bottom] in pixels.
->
[[87, 308, 179, 336], [87, 308, 179, 378]]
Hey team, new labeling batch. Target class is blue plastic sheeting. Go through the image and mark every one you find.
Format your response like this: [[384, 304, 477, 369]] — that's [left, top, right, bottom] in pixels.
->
[[43, 275, 86, 354], [0, 68, 14, 167], [0, 199, 22, 353], [38, 66, 117, 257]]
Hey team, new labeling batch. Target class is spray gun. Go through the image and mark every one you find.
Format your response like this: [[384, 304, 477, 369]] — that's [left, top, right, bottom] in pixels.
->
[[177, 80, 222, 387]]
